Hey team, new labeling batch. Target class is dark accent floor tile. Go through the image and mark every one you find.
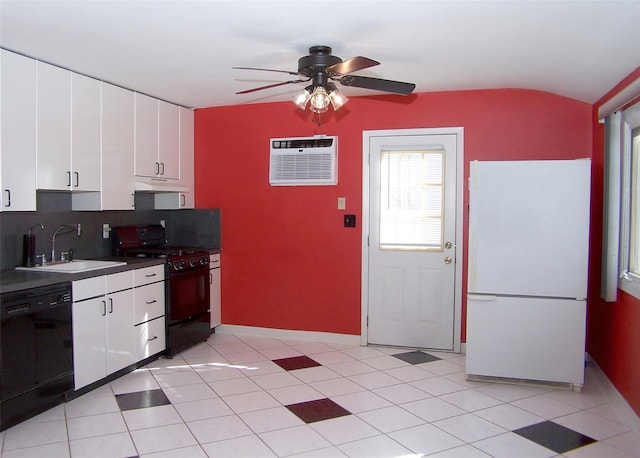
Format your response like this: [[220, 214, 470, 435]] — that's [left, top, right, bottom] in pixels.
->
[[115, 389, 171, 411], [392, 351, 441, 365], [513, 421, 596, 453], [273, 355, 321, 371], [285, 398, 351, 423]]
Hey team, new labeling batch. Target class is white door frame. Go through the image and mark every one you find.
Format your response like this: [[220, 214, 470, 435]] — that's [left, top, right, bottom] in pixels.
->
[[361, 127, 464, 352]]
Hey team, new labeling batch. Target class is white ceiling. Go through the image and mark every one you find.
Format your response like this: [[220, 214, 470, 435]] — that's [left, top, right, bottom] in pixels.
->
[[1, 0, 639, 109]]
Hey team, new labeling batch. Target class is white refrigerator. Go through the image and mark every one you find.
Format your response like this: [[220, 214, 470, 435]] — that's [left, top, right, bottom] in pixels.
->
[[466, 159, 591, 388]]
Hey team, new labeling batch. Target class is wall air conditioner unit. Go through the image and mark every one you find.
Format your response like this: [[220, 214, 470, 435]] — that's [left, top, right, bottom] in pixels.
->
[[269, 135, 337, 186]]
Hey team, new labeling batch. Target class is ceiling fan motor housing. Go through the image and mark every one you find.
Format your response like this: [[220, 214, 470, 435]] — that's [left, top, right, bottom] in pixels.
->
[[298, 46, 342, 82]]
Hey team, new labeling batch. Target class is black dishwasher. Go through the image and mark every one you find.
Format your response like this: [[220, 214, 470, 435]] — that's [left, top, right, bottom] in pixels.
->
[[1, 283, 73, 431]]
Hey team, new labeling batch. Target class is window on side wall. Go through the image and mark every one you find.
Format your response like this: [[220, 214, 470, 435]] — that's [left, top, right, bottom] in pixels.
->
[[620, 102, 640, 298]]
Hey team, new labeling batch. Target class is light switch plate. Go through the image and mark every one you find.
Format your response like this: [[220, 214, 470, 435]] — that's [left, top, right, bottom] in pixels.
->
[[338, 197, 346, 210]]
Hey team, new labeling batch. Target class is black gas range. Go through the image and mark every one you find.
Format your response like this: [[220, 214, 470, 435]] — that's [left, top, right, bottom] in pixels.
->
[[112, 225, 212, 356]]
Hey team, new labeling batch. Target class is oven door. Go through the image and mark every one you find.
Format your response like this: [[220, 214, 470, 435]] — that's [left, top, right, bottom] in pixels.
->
[[168, 265, 210, 322]]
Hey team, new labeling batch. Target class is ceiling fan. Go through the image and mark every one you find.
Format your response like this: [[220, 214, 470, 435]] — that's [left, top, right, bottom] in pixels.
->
[[233, 46, 416, 117]]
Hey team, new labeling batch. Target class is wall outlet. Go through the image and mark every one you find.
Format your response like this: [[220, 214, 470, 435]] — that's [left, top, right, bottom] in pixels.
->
[[102, 223, 111, 239], [344, 214, 356, 228]]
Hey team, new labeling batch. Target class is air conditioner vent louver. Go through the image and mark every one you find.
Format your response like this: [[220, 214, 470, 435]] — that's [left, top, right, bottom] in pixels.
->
[[270, 136, 337, 186]]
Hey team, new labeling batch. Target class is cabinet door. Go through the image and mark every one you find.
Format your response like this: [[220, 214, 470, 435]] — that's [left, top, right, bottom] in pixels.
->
[[136, 316, 166, 361], [37, 61, 71, 190], [179, 107, 194, 207], [72, 297, 108, 389], [158, 100, 180, 179], [106, 288, 136, 375], [0, 50, 37, 211], [101, 82, 135, 210], [134, 93, 159, 178], [134, 281, 165, 324], [71, 73, 101, 191], [210, 254, 221, 328]]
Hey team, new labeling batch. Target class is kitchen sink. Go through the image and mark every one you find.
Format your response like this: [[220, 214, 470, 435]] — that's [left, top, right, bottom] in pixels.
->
[[16, 260, 127, 274]]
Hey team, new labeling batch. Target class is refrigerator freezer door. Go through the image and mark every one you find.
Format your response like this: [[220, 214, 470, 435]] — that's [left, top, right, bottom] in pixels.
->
[[466, 295, 586, 386], [468, 159, 590, 299]]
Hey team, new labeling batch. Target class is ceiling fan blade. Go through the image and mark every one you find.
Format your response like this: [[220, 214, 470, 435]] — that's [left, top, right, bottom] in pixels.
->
[[236, 79, 306, 95], [233, 66, 300, 76], [328, 56, 380, 76], [339, 75, 416, 95]]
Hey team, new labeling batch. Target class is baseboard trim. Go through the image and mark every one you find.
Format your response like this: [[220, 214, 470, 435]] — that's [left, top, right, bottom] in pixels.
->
[[215, 324, 361, 346]]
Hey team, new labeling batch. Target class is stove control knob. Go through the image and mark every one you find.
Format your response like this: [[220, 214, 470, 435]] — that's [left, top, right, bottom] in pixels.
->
[[174, 261, 185, 271], [189, 259, 197, 268], [200, 257, 209, 266]]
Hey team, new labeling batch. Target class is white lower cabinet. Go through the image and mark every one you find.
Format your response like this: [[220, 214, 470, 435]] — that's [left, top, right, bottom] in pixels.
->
[[72, 265, 166, 390], [209, 254, 221, 328], [72, 271, 135, 390]]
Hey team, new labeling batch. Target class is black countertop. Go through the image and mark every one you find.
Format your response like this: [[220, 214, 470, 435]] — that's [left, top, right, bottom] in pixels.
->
[[0, 257, 166, 294]]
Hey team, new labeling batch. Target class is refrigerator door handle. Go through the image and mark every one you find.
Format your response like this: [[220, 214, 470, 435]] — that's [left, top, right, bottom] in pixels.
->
[[467, 294, 497, 301]]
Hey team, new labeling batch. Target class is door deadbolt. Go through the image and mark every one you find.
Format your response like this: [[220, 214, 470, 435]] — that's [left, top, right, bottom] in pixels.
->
[[444, 256, 452, 264], [445, 241, 452, 249]]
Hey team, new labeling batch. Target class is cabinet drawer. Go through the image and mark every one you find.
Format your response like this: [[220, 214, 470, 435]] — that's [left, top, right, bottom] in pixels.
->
[[209, 253, 220, 268], [106, 270, 133, 294], [134, 281, 165, 324], [134, 264, 165, 287], [136, 316, 165, 360], [73, 276, 105, 302]]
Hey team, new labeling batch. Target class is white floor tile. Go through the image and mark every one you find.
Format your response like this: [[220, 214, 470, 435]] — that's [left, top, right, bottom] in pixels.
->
[[65, 393, 120, 419], [153, 370, 203, 388], [122, 404, 183, 431], [331, 390, 392, 413], [554, 410, 632, 440], [410, 375, 469, 396], [140, 444, 208, 457], [361, 355, 409, 371], [162, 382, 218, 404], [267, 383, 325, 405], [130, 423, 198, 455], [193, 363, 247, 382], [110, 369, 161, 394], [200, 434, 278, 457], [310, 377, 366, 397], [326, 360, 377, 377], [474, 403, 545, 430], [210, 340, 255, 355], [259, 424, 332, 456], [604, 430, 640, 456], [250, 371, 304, 390], [473, 431, 556, 457], [239, 406, 305, 433], [69, 431, 138, 458], [563, 440, 639, 457], [440, 388, 504, 411], [372, 382, 432, 404], [347, 370, 402, 389], [417, 359, 464, 375], [290, 365, 342, 383], [223, 349, 269, 364], [512, 392, 582, 419], [401, 396, 467, 422], [0, 441, 70, 458], [388, 423, 466, 456], [3, 419, 68, 451], [337, 433, 419, 458], [290, 342, 336, 355], [257, 345, 304, 360], [237, 359, 286, 376], [222, 390, 280, 414], [309, 351, 357, 365], [288, 446, 348, 457], [208, 375, 262, 396], [426, 444, 493, 457], [67, 411, 127, 440], [310, 415, 380, 445], [383, 364, 437, 382], [173, 397, 234, 421], [433, 413, 507, 443], [357, 405, 425, 433], [474, 381, 550, 402], [340, 346, 388, 360], [186, 414, 253, 443]]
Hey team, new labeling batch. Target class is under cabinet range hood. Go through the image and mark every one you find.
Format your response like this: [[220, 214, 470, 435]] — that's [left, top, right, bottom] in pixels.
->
[[134, 178, 189, 193]]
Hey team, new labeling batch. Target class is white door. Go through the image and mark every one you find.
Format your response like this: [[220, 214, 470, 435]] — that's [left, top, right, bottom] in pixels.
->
[[363, 129, 461, 350]]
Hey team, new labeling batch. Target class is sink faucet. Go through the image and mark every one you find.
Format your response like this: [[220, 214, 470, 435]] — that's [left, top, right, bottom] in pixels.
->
[[51, 224, 81, 262]]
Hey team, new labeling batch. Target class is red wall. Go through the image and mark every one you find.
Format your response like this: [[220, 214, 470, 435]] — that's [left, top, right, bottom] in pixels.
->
[[587, 66, 640, 416], [195, 88, 591, 338]]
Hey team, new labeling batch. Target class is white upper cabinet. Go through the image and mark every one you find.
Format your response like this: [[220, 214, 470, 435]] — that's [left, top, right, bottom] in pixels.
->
[[72, 81, 136, 211], [37, 62, 100, 191], [0, 49, 37, 211], [71, 73, 101, 191], [37, 61, 72, 190], [135, 94, 180, 180]]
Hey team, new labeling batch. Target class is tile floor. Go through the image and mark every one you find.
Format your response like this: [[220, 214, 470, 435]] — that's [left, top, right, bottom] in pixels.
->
[[1, 333, 639, 457]]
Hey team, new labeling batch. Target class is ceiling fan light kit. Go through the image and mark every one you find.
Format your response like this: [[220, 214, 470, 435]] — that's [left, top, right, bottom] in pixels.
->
[[234, 46, 415, 122]]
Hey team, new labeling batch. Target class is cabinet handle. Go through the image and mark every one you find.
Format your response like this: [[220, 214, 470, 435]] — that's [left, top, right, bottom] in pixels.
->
[[108, 297, 114, 313], [4, 189, 10, 207], [131, 194, 135, 208], [74, 172, 79, 187], [156, 162, 160, 175], [101, 300, 107, 316], [181, 194, 186, 207], [145, 273, 157, 277], [147, 336, 158, 341], [160, 162, 165, 176], [67, 171, 72, 187], [145, 299, 157, 305], [209, 273, 213, 284]]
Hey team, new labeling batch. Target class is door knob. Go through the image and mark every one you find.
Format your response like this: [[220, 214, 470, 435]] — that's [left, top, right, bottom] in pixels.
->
[[444, 256, 452, 264]]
